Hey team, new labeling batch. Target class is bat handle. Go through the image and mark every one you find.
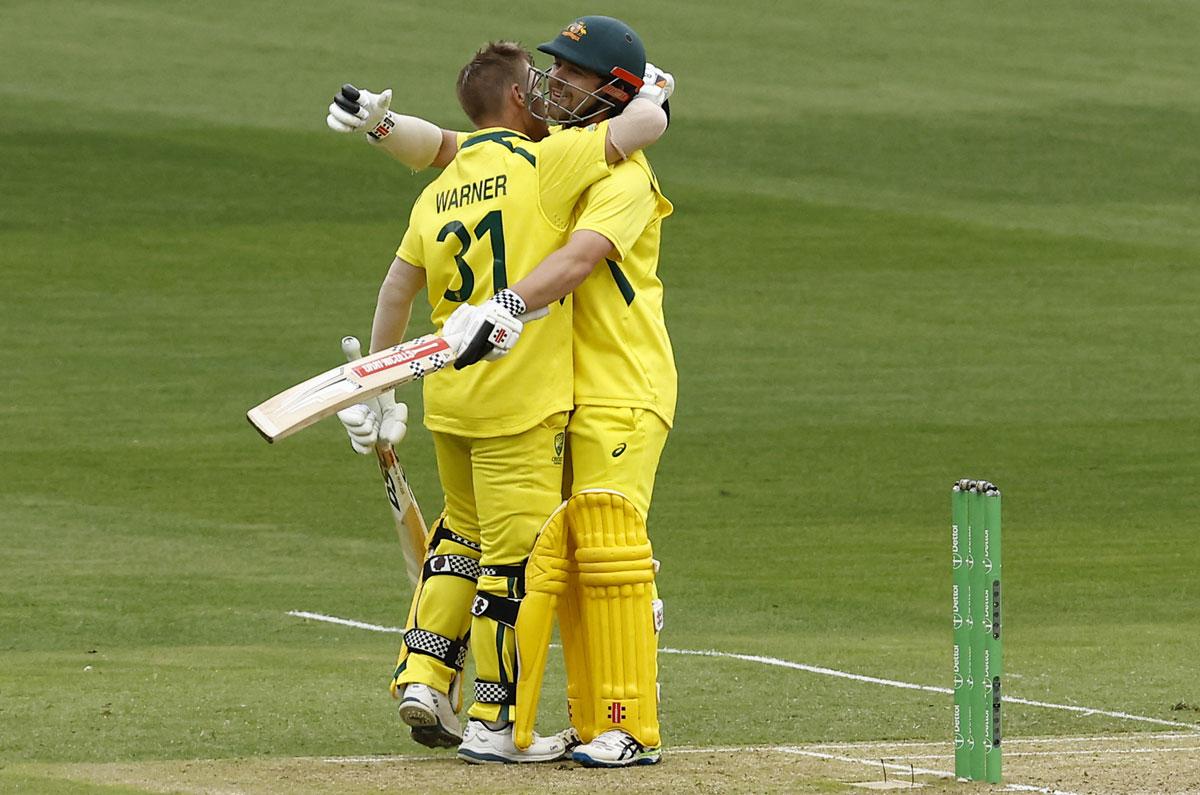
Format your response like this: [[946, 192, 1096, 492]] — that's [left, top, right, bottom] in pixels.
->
[[341, 335, 364, 363]]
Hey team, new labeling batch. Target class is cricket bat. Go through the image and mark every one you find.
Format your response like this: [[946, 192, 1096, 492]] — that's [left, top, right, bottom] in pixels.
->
[[246, 308, 547, 444], [341, 335, 428, 585]]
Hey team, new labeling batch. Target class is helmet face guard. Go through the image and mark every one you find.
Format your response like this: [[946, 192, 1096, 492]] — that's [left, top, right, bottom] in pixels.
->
[[528, 63, 642, 126]]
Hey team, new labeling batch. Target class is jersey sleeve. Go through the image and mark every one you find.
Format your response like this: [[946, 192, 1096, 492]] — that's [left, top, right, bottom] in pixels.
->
[[572, 163, 658, 262], [395, 201, 425, 268], [537, 121, 612, 228]]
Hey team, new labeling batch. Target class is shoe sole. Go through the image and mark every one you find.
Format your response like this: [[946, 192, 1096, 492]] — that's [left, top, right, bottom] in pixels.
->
[[412, 725, 461, 749], [571, 749, 662, 768], [398, 701, 437, 728], [399, 701, 460, 749], [457, 747, 567, 764]]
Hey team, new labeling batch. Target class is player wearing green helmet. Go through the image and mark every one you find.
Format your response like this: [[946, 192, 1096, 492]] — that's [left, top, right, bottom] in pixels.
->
[[530, 15, 663, 126]]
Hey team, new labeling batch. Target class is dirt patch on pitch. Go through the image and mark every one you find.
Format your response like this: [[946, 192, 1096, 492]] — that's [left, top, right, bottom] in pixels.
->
[[15, 732, 1200, 794]]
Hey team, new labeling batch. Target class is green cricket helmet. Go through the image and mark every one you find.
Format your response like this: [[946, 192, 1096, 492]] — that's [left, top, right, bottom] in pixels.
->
[[532, 15, 647, 125]]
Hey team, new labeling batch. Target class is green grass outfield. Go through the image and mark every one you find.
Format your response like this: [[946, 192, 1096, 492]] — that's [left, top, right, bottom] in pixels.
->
[[2, 0, 1198, 791]]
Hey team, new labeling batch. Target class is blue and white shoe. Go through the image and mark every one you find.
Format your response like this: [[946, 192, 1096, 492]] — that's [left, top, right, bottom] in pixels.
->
[[456, 719, 569, 764], [571, 729, 662, 767], [398, 683, 461, 749]]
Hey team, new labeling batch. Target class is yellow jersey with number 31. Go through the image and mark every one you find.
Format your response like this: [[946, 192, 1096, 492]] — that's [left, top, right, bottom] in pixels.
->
[[570, 151, 676, 425], [397, 123, 612, 438]]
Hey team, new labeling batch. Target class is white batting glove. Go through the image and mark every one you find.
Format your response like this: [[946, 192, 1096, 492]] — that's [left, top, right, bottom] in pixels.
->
[[638, 62, 674, 106], [446, 289, 527, 370], [335, 391, 408, 454], [326, 84, 393, 137]]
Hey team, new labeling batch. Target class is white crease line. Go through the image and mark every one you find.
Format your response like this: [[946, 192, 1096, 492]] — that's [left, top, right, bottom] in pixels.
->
[[659, 646, 1200, 732], [897, 746, 1200, 760], [805, 730, 1199, 750], [288, 611, 401, 633], [1002, 694, 1197, 729], [286, 611, 1200, 733]]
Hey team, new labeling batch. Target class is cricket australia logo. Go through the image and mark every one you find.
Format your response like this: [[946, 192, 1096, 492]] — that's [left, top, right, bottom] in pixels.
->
[[562, 20, 588, 41]]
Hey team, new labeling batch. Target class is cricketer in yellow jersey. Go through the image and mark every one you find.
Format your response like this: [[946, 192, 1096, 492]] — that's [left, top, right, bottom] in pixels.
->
[[329, 37, 670, 765], [495, 19, 675, 769]]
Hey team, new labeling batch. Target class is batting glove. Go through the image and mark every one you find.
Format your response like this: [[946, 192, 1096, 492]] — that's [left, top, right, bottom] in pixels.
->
[[336, 390, 408, 454], [637, 62, 674, 106], [445, 289, 527, 370], [326, 84, 393, 138]]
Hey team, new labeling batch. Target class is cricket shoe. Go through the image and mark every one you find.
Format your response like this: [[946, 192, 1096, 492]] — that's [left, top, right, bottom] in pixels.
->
[[398, 683, 461, 749], [555, 725, 582, 751], [456, 719, 569, 764], [571, 729, 662, 767]]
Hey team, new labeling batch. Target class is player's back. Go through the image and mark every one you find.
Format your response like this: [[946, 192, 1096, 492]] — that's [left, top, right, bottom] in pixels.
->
[[397, 123, 612, 438]]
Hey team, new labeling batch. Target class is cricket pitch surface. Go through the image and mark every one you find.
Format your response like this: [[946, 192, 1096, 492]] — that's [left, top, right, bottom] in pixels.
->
[[10, 731, 1198, 794]]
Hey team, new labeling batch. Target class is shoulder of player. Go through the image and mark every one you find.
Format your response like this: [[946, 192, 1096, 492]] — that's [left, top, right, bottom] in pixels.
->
[[617, 151, 657, 183], [583, 154, 655, 200], [535, 119, 609, 156], [410, 169, 456, 208]]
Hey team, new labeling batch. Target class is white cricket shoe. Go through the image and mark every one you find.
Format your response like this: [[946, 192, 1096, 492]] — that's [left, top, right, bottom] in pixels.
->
[[398, 683, 461, 749], [571, 729, 662, 767], [456, 719, 569, 764], [554, 725, 582, 751]]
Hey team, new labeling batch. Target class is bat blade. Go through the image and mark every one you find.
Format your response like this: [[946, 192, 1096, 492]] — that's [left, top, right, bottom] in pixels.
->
[[374, 443, 429, 584], [247, 333, 457, 443]]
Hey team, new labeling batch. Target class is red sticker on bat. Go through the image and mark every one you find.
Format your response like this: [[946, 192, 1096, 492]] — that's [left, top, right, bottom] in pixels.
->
[[352, 337, 451, 377]]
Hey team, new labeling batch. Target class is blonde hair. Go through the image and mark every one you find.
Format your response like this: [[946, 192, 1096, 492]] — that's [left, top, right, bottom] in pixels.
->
[[457, 40, 534, 124]]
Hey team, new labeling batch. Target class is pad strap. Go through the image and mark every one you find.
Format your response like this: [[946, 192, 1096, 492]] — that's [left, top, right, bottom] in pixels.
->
[[423, 553, 482, 583], [474, 679, 517, 706], [429, 521, 482, 553], [404, 628, 469, 671], [471, 592, 521, 628], [481, 562, 525, 579]]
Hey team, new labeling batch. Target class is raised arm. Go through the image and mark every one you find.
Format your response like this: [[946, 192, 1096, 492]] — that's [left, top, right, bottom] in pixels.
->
[[603, 62, 674, 164], [327, 85, 462, 169]]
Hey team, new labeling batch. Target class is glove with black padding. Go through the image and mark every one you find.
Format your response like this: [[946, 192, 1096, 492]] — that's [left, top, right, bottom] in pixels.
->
[[446, 289, 528, 370], [326, 83, 394, 139]]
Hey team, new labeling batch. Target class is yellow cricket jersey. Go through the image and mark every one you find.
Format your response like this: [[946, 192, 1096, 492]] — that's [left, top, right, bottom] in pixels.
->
[[396, 123, 612, 437], [570, 151, 677, 425]]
